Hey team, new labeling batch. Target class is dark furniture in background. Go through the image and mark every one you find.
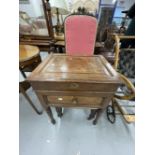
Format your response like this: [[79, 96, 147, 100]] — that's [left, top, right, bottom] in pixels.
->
[[19, 0, 55, 52], [19, 45, 42, 78]]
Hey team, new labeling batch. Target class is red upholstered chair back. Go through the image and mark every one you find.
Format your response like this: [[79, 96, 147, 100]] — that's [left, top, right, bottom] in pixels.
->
[[64, 15, 97, 56]]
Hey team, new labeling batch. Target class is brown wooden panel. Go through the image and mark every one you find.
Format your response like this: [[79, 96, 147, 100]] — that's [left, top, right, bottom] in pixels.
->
[[31, 81, 119, 92], [35, 90, 114, 97], [26, 54, 121, 123], [47, 96, 104, 108], [27, 54, 121, 84], [47, 96, 102, 104], [19, 45, 40, 62]]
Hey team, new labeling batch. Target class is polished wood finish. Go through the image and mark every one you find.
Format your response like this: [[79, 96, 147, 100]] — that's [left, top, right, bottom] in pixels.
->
[[47, 96, 103, 108], [19, 45, 39, 62], [27, 54, 121, 124], [19, 45, 42, 78], [19, 39, 54, 52]]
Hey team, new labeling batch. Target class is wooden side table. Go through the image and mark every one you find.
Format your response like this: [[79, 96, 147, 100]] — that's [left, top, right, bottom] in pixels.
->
[[19, 45, 41, 78], [27, 54, 121, 125]]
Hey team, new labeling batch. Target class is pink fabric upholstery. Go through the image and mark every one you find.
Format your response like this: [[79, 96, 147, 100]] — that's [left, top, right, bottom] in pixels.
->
[[65, 15, 97, 56]]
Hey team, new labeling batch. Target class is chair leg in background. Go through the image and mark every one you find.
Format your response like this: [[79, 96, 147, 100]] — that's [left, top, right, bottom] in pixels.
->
[[46, 107, 56, 124], [55, 107, 63, 117]]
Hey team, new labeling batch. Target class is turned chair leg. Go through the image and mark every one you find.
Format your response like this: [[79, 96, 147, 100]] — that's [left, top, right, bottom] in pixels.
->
[[55, 107, 63, 117], [87, 109, 98, 120], [46, 107, 56, 124], [93, 109, 102, 125]]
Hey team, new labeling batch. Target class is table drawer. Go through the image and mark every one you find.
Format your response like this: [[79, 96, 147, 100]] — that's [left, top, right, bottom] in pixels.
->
[[32, 82, 118, 92], [47, 96, 104, 108]]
